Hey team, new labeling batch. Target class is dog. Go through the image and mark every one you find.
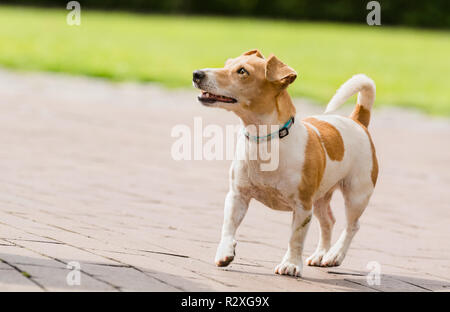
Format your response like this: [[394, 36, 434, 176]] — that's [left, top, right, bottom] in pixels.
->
[[192, 50, 378, 277]]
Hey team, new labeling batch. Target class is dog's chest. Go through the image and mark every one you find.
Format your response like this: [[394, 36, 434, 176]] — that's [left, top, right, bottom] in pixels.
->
[[239, 167, 300, 211], [249, 185, 295, 211], [234, 127, 306, 211]]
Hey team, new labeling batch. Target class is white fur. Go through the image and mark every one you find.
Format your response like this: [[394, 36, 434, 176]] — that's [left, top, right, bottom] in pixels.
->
[[325, 74, 375, 114]]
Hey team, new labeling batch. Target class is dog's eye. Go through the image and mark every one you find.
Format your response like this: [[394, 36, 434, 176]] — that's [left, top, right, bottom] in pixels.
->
[[237, 67, 248, 75]]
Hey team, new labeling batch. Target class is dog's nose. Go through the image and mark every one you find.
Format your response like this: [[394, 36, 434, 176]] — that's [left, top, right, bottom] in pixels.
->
[[193, 70, 205, 83]]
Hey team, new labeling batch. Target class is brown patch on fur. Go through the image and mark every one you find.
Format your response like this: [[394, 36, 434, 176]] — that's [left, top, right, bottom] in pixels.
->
[[367, 132, 378, 186], [351, 119, 379, 186], [298, 124, 326, 210], [275, 90, 296, 124], [350, 104, 371, 128], [303, 117, 345, 161]]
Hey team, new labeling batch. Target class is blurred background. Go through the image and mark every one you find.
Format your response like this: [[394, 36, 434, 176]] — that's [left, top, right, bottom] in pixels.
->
[[0, 0, 449, 115], [0, 1, 449, 292]]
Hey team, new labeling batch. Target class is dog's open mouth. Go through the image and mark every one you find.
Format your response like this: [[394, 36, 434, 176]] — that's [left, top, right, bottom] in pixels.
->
[[198, 91, 237, 104]]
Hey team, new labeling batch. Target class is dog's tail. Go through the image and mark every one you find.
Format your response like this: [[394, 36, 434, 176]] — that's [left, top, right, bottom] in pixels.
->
[[324, 74, 375, 127]]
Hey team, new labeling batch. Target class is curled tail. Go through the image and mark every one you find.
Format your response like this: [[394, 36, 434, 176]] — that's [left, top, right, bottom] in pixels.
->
[[325, 74, 375, 127]]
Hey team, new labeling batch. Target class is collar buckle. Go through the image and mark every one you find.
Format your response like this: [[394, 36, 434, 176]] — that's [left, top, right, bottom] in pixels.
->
[[279, 127, 289, 139], [244, 117, 295, 142]]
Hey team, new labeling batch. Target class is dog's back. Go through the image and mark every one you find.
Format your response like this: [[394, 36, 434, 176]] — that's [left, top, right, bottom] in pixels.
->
[[304, 74, 378, 196]]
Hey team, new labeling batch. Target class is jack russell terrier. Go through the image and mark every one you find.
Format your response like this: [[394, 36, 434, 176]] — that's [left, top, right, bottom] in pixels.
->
[[192, 50, 378, 277]]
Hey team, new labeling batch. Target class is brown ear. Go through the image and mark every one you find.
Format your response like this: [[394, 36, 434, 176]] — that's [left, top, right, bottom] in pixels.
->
[[265, 54, 297, 88], [242, 49, 264, 59]]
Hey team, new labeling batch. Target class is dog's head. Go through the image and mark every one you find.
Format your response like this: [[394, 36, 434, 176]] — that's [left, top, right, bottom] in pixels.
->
[[193, 50, 297, 123]]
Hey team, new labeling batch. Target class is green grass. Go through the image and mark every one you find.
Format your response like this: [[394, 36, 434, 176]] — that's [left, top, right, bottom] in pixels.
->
[[0, 6, 449, 115]]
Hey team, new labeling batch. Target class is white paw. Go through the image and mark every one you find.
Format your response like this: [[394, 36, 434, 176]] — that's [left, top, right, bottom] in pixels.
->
[[305, 249, 327, 266], [215, 240, 236, 267], [321, 246, 346, 267], [274, 260, 303, 277]]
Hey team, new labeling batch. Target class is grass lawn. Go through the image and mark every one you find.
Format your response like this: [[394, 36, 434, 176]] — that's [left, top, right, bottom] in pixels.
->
[[0, 6, 449, 115]]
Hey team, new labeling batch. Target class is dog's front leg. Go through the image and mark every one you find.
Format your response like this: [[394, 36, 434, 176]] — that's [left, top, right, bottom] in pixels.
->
[[215, 190, 250, 267], [275, 206, 312, 277]]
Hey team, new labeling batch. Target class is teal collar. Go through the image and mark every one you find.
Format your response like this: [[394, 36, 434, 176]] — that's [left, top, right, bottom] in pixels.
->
[[244, 117, 295, 142]]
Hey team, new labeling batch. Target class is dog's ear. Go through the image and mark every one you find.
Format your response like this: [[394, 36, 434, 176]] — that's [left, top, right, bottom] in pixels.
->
[[242, 49, 265, 59], [265, 54, 297, 88]]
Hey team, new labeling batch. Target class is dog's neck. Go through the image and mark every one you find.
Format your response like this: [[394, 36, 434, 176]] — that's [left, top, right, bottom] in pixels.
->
[[238, 90, 296, 135]]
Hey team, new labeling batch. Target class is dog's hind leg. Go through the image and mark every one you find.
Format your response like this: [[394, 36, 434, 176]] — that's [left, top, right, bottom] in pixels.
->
[[306, 190, 336, 266], [321, 176, 374, 267], [215, 190, 250, 267]]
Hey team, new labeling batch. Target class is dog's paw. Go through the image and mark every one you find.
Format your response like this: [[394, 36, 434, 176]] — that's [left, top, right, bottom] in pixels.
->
[[215, 240, 236, 267], [305, 249, 327, 266], [274, 260, 302, 277], [320, 247, 345, 267]]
